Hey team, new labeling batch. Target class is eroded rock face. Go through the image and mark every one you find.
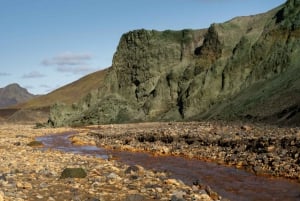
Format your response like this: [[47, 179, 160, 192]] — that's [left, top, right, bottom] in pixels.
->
[[49, 1, 300, 126]]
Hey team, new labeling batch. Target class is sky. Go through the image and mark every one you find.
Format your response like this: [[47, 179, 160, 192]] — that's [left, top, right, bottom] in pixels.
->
[[0, 0, 286, 95]]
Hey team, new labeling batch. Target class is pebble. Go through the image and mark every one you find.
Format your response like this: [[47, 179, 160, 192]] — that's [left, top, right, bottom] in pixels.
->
[[0, 191, 4, 201]]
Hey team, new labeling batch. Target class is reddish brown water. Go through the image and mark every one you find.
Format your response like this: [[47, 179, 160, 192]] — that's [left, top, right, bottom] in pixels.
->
[[37, 132, 300, 201]]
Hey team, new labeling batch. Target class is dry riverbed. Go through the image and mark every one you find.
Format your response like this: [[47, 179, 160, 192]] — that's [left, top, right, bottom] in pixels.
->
[[0, 123, 223, 201]]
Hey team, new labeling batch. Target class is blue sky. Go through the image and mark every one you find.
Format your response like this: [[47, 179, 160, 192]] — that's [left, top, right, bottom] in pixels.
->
[[0, 0, 286, 94]]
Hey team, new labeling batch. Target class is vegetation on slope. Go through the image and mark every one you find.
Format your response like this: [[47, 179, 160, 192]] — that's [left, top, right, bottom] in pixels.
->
[[16, 68, 108, 109]]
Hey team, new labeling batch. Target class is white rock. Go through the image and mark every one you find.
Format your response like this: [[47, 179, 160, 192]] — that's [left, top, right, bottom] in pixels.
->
[[107, 172, 121, 180], [194, 193, 213, 201], [0, 191, 4, 201]]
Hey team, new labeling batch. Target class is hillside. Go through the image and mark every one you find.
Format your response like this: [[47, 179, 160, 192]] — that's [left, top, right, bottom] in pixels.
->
[[47, 0, 300, 126], [17, 68, 108, 109], [0, 69, 107, 123], [0, 83, 36, 108]]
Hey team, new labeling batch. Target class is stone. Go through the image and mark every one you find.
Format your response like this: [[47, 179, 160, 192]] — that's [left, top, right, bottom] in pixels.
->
[[0, 191, 4, 201], [27, 141, 43, 147], [195, 193, 213, 201], [267, 146, 275, 152], [16, 181, 32, 189], [86, 198, 100, 201], [39, 182, 48, 188], [205, 185, 219, 200], [0, 174, 6, 181], [156, 187, 163, 193], [14, 142, 21, 146], [241, 125, 251, 131], [165, 179, 184, 186], [171, 195, 185, 201], [106, 172, 121, 180], [125, 165, 140, 174], [36, 194, 43, 199], [171, 190, 186, 201], [60, 168, 87, 179], [125, 194, 145, 201], [23, 182, 33, 189]]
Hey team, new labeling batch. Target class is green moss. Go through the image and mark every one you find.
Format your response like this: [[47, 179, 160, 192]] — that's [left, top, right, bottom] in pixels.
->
[[160, 30, 182, 42]]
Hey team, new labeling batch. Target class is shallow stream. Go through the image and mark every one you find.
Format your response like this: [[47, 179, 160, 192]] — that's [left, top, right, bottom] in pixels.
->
[[36, 132, 300, 201]]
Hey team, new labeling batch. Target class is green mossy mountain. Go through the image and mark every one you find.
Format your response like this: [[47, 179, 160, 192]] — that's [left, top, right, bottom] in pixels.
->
[[49, 0, 300, 126]]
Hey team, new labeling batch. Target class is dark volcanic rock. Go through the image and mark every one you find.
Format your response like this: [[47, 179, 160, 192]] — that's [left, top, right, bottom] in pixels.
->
[[60, 168, 87, 179], [27, 141, 43, 147]]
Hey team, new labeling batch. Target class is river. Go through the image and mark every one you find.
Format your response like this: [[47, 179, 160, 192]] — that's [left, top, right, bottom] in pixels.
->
[[36, 131, 300, 201]]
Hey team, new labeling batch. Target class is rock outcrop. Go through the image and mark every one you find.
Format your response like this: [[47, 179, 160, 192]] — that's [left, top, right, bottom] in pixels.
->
[[49, 0, 300, 126]]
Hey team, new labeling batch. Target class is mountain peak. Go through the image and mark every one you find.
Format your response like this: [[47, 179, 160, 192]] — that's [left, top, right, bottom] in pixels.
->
[[0, 83, 35, 108]]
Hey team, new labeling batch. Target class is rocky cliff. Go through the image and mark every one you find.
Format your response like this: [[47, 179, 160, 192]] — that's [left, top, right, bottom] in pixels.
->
[[49, 0, 300, 126]]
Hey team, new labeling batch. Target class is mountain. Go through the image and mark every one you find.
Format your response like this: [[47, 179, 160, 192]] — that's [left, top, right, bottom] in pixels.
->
[[45, 0, 299, 126], [0, 69, 108, 123], [0, 83, 36, 108]]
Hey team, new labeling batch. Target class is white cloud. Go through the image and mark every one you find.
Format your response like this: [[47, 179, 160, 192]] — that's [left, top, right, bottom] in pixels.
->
[[41, 52, 97, 75], [42, 52, 92, 66], [22, 71, 45, 79]]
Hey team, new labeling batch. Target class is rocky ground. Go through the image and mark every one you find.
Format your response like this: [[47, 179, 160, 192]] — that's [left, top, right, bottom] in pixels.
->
[[0, 123, 224, 201], [84, 121, 300, 181]]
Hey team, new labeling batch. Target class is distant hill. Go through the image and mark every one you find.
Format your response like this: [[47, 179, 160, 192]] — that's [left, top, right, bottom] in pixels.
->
[[0, 83, 36, 108], [0, 69, 108, 123]]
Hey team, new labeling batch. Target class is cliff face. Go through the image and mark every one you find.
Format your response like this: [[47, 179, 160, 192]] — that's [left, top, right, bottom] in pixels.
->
[[49, 0, 300, 126]]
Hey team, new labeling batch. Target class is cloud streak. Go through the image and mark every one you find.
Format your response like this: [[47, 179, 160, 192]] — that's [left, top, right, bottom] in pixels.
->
[[22, 71, 45, 79], [42, 52, 97, 75], [42, 52, 92, 66]]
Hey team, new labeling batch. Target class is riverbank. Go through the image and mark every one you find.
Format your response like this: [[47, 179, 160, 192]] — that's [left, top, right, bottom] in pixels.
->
[[0, 124, 223, 201], [84, 121, 300, 181]]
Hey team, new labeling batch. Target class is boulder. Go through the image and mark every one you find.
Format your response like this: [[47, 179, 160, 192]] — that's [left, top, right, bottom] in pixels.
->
[[60, 168, 87, 179]]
